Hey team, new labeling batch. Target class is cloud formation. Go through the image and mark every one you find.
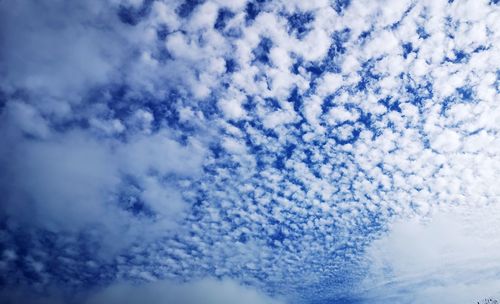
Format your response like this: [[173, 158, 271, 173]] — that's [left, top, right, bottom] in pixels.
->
[[86, 278, 285, 304], [0, 0, 499, 303], [362, 205, 500, 303], [0, 278, 284, 304]]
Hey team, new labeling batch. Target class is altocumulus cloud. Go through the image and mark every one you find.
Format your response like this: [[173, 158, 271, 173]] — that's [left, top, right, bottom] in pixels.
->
[[0, 0, 499, 303]]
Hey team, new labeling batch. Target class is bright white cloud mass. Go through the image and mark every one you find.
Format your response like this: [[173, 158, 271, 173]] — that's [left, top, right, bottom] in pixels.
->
[[0, 0, 499, 303]]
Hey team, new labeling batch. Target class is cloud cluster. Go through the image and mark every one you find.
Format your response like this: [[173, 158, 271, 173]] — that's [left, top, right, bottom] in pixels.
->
[[1, 0, 499, 303]]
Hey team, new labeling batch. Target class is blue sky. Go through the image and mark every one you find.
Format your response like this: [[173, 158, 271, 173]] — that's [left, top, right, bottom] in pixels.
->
[[0, 0, 500, 303]]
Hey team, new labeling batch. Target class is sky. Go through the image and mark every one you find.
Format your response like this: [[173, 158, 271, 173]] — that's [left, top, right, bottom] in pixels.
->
[[0, 0, 499, 303]]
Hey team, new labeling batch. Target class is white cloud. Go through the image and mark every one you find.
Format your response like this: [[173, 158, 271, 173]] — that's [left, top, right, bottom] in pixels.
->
[[0, 125, 206, 253], [1, 0, 500, 302], [361, 204, 500, 303], [85, 278, 285, 304], [219, 97, 247, 120], [2, 101, 51, 139], [0, 0, 128, 101], [430, 129, 462, 153], [0, 130, 121, 232]]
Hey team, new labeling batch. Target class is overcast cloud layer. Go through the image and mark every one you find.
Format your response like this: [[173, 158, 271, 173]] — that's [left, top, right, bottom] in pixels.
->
[[0, 0, 499, 303]]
